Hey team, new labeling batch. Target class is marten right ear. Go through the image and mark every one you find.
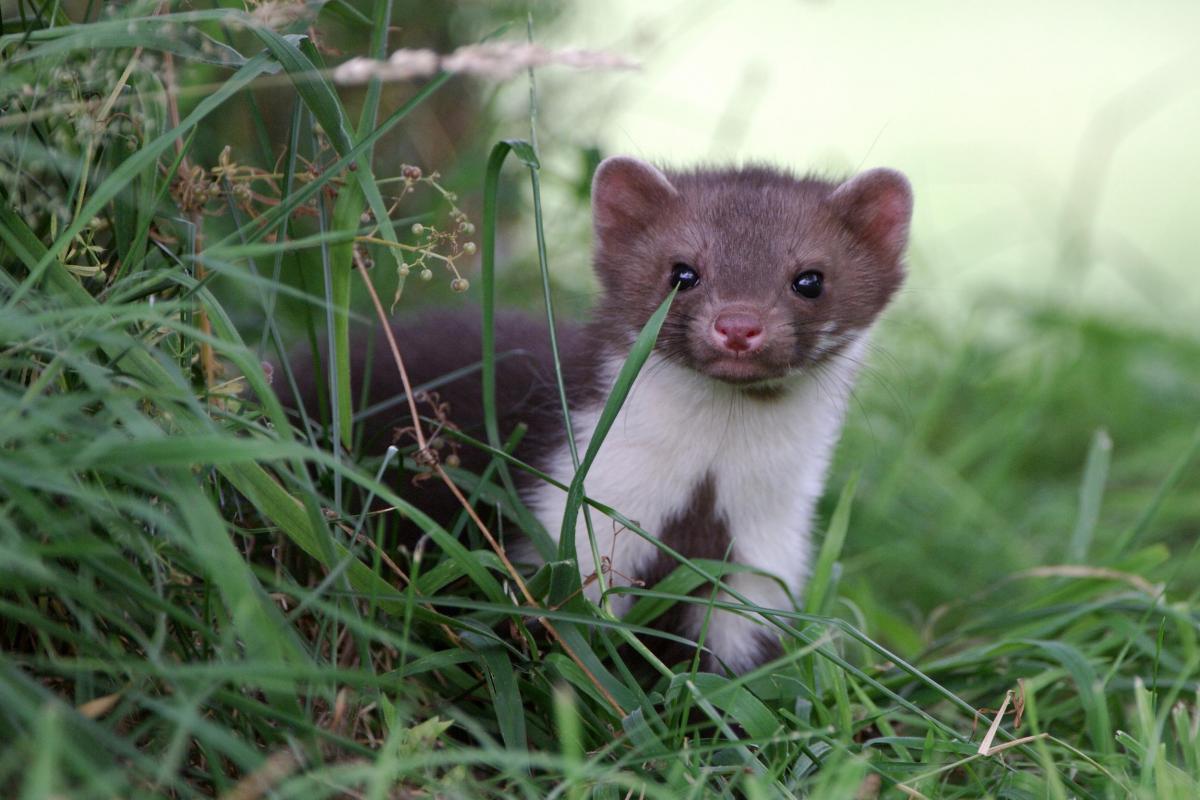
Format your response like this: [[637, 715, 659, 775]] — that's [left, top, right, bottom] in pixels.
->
[[828, 168, 913, 265], [591, 156, 678, 242]]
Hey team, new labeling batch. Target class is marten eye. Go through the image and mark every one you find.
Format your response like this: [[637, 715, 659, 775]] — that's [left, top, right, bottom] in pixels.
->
[[670, 263, 700, 291], [792, 270, 824, 299]]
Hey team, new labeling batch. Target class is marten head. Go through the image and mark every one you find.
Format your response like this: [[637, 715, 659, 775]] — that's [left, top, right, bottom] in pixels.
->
[[590, 157, 912, 389]]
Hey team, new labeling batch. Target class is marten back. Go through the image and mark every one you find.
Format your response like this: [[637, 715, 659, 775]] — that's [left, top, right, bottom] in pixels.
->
[[274, 309, 590, 544]]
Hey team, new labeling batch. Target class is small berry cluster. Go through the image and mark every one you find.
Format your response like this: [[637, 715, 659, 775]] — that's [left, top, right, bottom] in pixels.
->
[[404, 218, 476, 289], [353, 163, 477, 308]]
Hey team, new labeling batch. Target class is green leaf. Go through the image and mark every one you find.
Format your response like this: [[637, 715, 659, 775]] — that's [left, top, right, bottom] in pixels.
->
[[1024, 638, 1114, 757], [480, 646, 528, 754], [685, 673, 780, 742], [1069, 429, 1112, 562], [805, 473, 859, 615], [621, 559, 746, 627]]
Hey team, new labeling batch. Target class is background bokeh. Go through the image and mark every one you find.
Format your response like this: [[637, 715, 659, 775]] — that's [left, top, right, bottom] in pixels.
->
[[515, 1, 1200, 332]]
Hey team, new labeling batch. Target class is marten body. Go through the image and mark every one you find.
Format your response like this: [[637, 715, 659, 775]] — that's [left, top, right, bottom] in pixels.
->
[[278, 157, 913, 673]]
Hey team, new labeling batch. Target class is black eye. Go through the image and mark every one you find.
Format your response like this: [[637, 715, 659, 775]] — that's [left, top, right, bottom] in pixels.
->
[[670, 262, 700, 291], [792, 270, 824, 299]]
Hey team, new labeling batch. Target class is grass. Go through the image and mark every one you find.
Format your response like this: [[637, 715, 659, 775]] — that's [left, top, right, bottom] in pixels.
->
[[2, 3, 1200, 798]]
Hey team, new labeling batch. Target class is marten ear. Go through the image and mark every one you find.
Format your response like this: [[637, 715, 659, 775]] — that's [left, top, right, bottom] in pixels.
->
[[591, 156, 678, 242], [828, 168, 913, 263]]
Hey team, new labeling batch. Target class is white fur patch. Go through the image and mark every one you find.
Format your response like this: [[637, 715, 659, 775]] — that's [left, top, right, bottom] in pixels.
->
[[526, 335, 870, 673], [810, 326, 865, 361]]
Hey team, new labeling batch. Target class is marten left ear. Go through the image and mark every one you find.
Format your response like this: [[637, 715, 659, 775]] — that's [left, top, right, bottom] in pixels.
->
[[828, 168, 913, 263], [591, 156, 679, 243]]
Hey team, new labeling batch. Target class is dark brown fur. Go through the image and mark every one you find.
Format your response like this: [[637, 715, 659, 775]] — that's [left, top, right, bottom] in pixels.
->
[[618, 473, 785, 674], [634, 474, 744, 672], [272, 310, 591, 539]]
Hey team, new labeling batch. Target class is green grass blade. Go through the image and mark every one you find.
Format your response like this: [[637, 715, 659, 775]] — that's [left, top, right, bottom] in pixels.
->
[[1111, 424, 1200, 556], [557, 291, 676, 568], [480, 645, 528, 754], [1069, 429, 1112, 562], [805, 473, 859, 615]]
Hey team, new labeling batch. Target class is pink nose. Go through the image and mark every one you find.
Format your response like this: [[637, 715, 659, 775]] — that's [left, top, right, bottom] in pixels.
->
[[713, 311, 765, 353]]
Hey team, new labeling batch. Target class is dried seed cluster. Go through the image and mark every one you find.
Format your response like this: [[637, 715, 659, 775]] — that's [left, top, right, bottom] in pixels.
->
[[173, 145, 283, 217]]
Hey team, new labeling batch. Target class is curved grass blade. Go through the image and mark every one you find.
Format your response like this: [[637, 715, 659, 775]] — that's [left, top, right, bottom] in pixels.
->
[[557, 291, 676, 565]]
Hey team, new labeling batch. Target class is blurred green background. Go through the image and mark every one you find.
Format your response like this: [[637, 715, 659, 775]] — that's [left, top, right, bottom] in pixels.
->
[[519, 1, 1200, 330]]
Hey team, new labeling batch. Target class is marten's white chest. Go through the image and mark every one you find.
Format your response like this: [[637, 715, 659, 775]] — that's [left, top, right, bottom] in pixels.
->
[[527, 337, 866, 672]]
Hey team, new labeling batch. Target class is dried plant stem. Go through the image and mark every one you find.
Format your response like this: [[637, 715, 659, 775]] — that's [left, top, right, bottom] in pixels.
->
[[352, 253, 626, 717], [356, 235, 458, 265], [336, 518, 409, 586], [330, 470, 464, 650]]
